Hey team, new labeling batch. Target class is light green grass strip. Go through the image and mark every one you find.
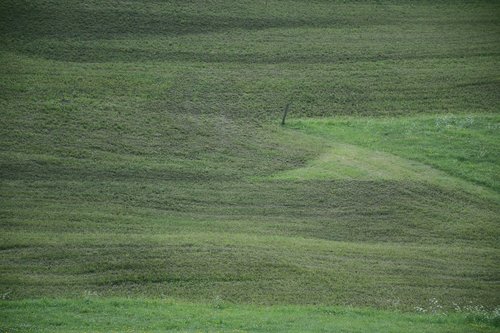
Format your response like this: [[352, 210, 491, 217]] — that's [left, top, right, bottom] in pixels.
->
[[279, 114, 500, 200], [1, 298, 499, 333], [273, 142, 493, 198]]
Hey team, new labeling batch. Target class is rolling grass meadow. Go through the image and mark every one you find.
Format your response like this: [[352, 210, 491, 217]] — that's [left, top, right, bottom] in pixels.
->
[[1, 0, 499, 331]]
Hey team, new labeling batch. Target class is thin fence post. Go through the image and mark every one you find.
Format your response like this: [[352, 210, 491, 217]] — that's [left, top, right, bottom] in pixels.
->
[[281, 103, 290, 125]]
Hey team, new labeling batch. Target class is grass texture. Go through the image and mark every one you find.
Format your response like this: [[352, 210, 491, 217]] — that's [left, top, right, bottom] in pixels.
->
[[1, 0, 499, 331], [1, 298, 499, 333]]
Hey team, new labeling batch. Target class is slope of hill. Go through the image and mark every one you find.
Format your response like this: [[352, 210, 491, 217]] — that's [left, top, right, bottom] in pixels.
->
[[1, 0, 499, 331]]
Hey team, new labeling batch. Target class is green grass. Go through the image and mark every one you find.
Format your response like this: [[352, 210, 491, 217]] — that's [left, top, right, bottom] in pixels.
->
[[283, 114, 500, 194], [1, 298, 499, 333], [1, 0, 499, 119], [1, 0, 500, 331]]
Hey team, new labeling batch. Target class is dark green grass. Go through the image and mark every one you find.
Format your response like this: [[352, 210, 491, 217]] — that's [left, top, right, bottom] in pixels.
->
[[1, 0, 499, 119], [1, 0, 500, 330], [2, 115, 499, 308]]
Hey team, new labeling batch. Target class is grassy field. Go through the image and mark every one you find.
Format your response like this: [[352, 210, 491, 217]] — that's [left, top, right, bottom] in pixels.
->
[[2, 298, 499, 333], [1, 0, 499, 331]]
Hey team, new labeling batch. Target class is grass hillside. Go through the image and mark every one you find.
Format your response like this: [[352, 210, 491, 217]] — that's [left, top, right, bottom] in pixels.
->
[[1, 0, 499, 331]]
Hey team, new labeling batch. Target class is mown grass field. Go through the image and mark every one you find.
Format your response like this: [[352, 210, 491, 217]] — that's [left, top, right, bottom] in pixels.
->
[[2, 298, 499, 333], [1, 0, 499, 331]]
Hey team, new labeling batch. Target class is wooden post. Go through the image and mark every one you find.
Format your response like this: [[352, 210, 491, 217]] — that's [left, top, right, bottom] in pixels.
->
[[281, 103, 290, 125]]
